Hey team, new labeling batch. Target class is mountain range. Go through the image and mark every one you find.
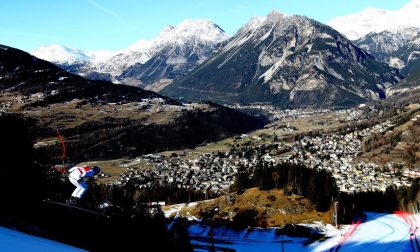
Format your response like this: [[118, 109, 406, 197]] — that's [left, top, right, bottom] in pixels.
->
[[31, 2, 420, 108], [163, 11, 401, 107], [354, 28, 420, 77], [327, 0, 420, 84], [33, 19, 228, 92]]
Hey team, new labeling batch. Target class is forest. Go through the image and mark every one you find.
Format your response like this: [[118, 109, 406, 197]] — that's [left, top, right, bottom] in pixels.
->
[[232, 161, 338, 212]]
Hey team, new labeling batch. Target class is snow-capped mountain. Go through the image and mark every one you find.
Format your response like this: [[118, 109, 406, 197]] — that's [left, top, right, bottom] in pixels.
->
[[33, 45, 92, 65], [118, 19, 229, 90], [328, 0, 420, 40], [33, 19, 228, 89], [163, 10, 402, 108], [355, 28, 420, 76]]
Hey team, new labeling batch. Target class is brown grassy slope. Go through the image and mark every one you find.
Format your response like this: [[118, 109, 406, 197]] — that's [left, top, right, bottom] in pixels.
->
[[165, 187, 332, 227]]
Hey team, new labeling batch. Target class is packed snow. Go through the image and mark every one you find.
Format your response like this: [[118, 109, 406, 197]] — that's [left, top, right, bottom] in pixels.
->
[[0, 226, 86, 252], [179, 212, 420, 252], [328, 0, 420, 40]]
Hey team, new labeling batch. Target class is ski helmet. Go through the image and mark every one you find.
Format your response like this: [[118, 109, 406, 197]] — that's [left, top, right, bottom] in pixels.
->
[[92, 166, 101, 175]]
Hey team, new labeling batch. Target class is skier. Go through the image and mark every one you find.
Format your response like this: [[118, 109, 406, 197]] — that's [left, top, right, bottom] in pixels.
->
[[67, 165, 101, 205]]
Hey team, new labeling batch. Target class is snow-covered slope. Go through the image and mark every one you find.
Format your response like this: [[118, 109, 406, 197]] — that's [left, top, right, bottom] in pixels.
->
[[117, 19, 229, 90], [32, 19, 228, 88], [184, 212, 420, 252], [33, 45, 93, 64], [328, 0, 420, 40], [0, 226, 86, 252]]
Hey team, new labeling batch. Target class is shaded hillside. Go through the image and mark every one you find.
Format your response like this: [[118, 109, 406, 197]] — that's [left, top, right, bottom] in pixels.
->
[[35, 103, 264, 162], [0, 44, 264, 162], [0, 45, 165, 105]]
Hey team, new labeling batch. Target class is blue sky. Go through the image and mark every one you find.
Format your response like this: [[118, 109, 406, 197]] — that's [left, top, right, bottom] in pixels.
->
[[0, 0, 410, 52]]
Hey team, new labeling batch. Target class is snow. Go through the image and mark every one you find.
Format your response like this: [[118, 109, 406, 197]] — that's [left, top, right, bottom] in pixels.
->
[[237, 16, 266, 35], [184, 212, 420, 252], [32, 45, 92, 64], [313, 212, 419, 251], [151, 19, 228, 47], [0, 226, 86, 252], [408, 51, 420, 62], [328, 0, 420, 40], [307, 44, 313, 53], [389, 57, 406, 69], [259, 29, 272, 42], [414, 37, 420, 46], [313, 56, 325, 71], [32, 19, 228, 78], [187, 224, 310, 252], [162, 202, 199, 218], [166, 56, 187, 64], [327, 68, 344, 81]]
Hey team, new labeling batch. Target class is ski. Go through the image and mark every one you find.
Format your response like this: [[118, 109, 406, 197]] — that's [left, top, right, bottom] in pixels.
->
[[42, 199, 110, 218]]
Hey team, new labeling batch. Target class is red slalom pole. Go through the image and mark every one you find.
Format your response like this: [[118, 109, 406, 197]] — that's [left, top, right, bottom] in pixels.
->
[[56, 129, 66, 161], [56, 128, 67, 174]]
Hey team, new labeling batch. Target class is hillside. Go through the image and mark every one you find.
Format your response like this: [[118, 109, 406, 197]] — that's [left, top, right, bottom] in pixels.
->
[[358, 104, 420, 167], [163, 188, 332, 228], [0, 44, 264, 162]]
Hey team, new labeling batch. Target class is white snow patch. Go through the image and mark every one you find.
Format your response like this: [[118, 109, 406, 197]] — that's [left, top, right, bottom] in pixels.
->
[[166, 56, 187, 64], [413, 37, 420, 46], [313, 56, 325, 71], [408, 51, 420, 62], [328, 0, 420, 40], [163, 202, 199, 218], [307, 44, 313, 53], [327, 68, 344, 80], [259, 29, 272, 42]]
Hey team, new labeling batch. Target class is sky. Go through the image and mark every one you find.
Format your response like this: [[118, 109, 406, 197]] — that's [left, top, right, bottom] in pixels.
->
[[0, 0, 411, 53]]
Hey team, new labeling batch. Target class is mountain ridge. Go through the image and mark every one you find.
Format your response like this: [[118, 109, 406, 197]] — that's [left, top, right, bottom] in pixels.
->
[[163, 12, 402, 108], [354, 28, 420, 77], [32, 19, 229, 90]]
